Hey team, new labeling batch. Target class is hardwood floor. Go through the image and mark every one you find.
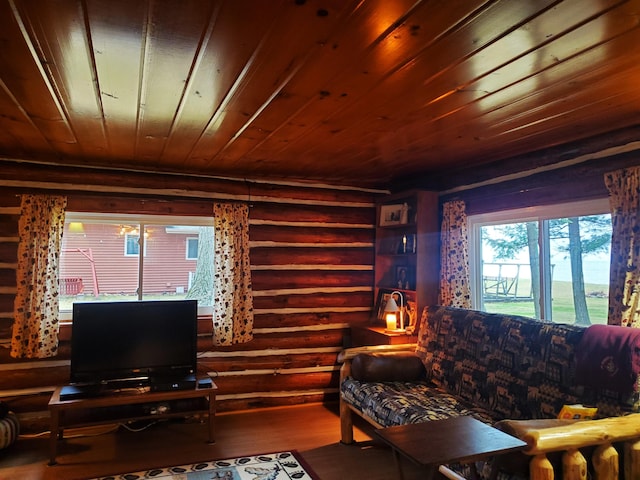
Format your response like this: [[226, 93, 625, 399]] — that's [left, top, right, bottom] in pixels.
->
[[0, 402, 426, 479]]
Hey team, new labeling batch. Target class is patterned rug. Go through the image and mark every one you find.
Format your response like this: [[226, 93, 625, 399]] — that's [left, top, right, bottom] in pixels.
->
[[93, 451, 317, 480]]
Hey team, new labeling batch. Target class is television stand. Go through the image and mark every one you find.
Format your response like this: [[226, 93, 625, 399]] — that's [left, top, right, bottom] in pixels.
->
[[47, 378, 217, 465]]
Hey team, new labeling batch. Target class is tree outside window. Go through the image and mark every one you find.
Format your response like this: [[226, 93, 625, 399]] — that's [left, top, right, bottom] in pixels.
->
[[470, 201, 611, 325]]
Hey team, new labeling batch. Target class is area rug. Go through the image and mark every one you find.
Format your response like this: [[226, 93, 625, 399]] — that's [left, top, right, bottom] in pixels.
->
[[92, 451, 318, 480]]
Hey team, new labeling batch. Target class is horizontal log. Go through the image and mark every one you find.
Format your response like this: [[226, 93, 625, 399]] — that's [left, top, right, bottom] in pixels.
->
[[0, 295, 14, 315], [253, 291, 371, 310], [67, 194, 215, 217], [216, 392, 338, 413], [249, 202, 375, 223], [250, 246, 374, 266], [244, 184, 377, 205], [198, 329, 346, 352], [0, 364, 69, 389], [0, 215, 19, 237], [0, 390, 54, 414], [0, 192, 21, 208], [0, 243, 18, 263], [254, 311, 370, 328], [212, 371, 338, 395], [0, 268, 16, 287], [1, 162, 379, 205], [425, 125, 640, 194], [252, 269, 373, 290], [199, 352, 339, 372], [250, 224, 373, 244], [522, 414, 640, 454], [0, 317, 11, 339]]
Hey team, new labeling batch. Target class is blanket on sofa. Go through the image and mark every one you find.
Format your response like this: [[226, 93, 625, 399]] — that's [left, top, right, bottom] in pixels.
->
[[575, 323, 640, 394]]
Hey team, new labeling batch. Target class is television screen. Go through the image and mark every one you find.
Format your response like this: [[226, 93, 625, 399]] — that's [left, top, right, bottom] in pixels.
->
[[70, 300, 198, 387]]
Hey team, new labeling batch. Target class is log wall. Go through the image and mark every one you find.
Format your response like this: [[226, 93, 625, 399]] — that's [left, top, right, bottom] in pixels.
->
[[0, 164, 380, 431]]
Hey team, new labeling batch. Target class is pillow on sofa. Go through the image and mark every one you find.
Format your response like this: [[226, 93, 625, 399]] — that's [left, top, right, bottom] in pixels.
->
[[351, 352, 425, 382]]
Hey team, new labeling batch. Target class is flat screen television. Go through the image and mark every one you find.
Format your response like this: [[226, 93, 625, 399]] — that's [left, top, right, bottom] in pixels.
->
[[69, 299, 198, 388]]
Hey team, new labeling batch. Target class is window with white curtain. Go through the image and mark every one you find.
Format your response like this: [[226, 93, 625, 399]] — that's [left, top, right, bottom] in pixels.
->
[[468, 199, 611, 325]]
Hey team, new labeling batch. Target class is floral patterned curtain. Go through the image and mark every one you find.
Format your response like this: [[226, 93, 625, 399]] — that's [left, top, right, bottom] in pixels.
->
[[11, 194, 67, 358], [212, 202, 254, 345], [604, 166, 640, 327], [439, 199, 471, 308]]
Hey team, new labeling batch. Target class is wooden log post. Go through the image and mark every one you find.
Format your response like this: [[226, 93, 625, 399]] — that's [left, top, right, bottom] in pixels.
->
[[339, 361, 354, 444], [562, 449, 587, 480], [522, 414, 640, 453], [592, 443, 618, 480], [624, 439, 640, 480], [530, 454, 554, 480]]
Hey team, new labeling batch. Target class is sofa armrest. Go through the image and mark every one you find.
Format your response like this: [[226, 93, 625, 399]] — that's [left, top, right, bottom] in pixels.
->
[[338, 344, 424, 386], [337, 343, 421, 445], [337, 343, 417, 363], [515, 414, 640, 454]]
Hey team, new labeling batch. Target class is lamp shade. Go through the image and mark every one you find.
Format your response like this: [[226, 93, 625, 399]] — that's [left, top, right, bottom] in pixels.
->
[[384, 296, 399, 313]]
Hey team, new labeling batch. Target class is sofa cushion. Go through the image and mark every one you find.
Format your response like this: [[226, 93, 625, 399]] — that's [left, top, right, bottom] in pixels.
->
[[351, 353, 425, 382], [341, 377, 496, 428], [415, 306, 588, 420]]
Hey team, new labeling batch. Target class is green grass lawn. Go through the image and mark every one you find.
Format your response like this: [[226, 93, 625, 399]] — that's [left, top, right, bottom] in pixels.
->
[[59, 292, 189, 311], [485, 280, 609, 325]]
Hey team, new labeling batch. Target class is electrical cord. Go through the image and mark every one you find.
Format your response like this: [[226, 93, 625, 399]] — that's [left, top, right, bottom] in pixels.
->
[[119, 420, 159, 432]]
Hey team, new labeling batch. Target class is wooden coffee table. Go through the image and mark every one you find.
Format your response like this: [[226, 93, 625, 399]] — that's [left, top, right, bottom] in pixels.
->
[[374, 415, 527, 480]]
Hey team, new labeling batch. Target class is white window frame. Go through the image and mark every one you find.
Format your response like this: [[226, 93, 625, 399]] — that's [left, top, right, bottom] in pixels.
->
[[468, 198, 610, 319], [124, 232, 147, 257], [61, 212, 214, 319]]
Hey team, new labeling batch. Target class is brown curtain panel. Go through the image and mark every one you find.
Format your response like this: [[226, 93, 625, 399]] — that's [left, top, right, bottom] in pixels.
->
[[605, 166, 640, 327], [212, 202, 254, 345], [11, 194, 67, 359], [439, 200, 471, 308]]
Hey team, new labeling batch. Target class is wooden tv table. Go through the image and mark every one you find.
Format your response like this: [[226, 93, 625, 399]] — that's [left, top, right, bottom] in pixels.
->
[[375, 415, 527, 480], [48, 380, 217, 465]]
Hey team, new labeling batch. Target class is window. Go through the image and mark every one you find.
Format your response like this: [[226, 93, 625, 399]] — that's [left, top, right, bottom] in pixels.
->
[[469, 199, 611, 325], [124, 233, 146, 256], [59, 213, 214, 317], [186, 237, 199, 260]]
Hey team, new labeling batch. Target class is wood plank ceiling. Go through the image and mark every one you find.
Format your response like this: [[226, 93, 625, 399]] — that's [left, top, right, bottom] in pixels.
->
[[0, 0, 639, 189]]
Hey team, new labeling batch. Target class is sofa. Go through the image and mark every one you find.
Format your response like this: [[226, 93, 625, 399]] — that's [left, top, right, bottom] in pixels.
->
[[339, 306, 640, 479]]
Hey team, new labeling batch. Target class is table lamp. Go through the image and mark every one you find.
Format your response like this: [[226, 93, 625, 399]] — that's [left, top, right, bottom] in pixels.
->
[[384, 291, 405, 332]]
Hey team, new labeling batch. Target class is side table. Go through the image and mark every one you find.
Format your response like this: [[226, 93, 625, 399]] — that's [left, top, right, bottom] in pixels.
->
[[351, 326, 417, 346], [375, 415, 527, 480]]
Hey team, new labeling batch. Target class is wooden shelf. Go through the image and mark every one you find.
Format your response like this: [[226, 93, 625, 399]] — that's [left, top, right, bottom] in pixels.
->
[[374, 190, 440, 329]]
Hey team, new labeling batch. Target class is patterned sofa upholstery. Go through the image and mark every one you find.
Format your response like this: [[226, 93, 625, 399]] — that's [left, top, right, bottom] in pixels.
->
[[339, 306, 639, 444]]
